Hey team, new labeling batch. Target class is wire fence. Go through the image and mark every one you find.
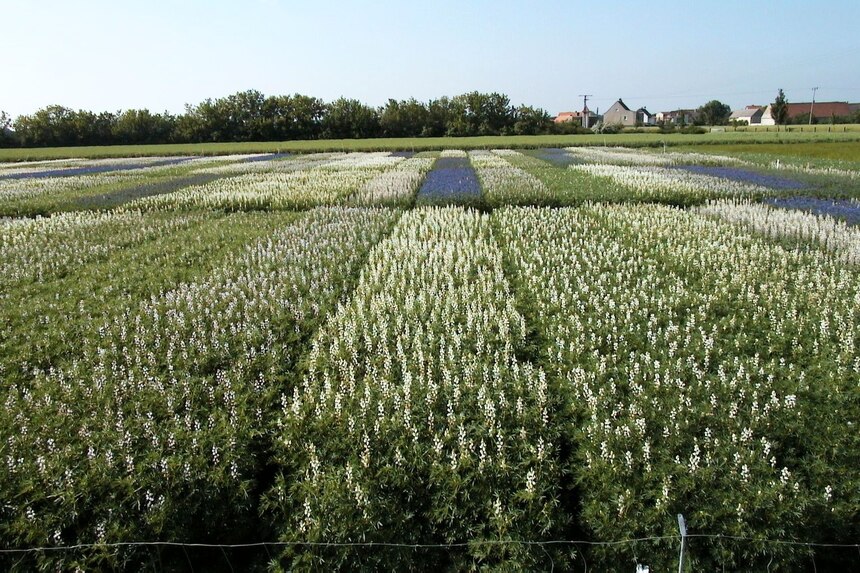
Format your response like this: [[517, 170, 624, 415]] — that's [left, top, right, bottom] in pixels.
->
[[2, 537, 859, 573], [2, 533, 858, 554]]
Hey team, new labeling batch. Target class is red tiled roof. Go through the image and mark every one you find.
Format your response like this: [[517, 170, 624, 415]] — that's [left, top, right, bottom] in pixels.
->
[[555, 111, 594, 123], [786, 102, 852, 119]]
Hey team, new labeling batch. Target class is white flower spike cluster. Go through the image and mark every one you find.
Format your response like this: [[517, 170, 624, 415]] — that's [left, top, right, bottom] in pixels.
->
[[273, 207, 561, 558], [130, 153, 406, 211], [570, 164, 771, 202], [564, 146, 744, 166], [0, 210, 206, 288], [347, 154, 434, 207], [468, 150, 549, 205], [494, 204, 858, 557], [696, 199, 860, 264], [2, 207, 400, 548]]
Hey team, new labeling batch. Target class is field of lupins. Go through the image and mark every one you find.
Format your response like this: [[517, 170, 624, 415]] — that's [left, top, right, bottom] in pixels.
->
[[1, 147, 858, 571]]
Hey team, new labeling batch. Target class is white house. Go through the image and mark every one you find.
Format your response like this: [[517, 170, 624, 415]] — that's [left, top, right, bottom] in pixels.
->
[[730, 105, 765, 125]]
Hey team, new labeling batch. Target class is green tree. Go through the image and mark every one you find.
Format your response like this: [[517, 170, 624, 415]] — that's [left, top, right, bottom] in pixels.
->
[[446, 92, 515, 136], [287, 94, 326, 140], [13, 105, 78, 146], [695, 100, 732, 126], [224, 89, 267, 141], [71, 110, 115, 145], [422, 97, 452, 137], [113, 109, 175, 144], [380, 98, 429, 138], [771, 89, 789, 126], [322, 98, 380, 139], [261, 94, 324, 141], [0, 110, 14, 146], [512, 105, 552, 135]]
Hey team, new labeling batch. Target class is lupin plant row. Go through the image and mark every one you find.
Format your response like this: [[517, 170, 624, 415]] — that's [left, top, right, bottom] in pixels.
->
[[0, 155, 274, 216], [4, 146, 846, 216], [267, 208, 568, 570], [2, 204, 859, 570], [130, 152, 437, 211], [1, 207, 400, 570], [0, 210, 305, 388], [493, 204, 860, 571], [0, 209, 208, 289], [696, 199, 860, 264], [2, 145, 860, 571], [474, 148, 785, 206]]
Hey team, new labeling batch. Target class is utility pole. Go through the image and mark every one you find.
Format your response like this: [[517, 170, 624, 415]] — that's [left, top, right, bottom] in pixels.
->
[[809, 87, 819, 125], [579, 94, 593, 129]]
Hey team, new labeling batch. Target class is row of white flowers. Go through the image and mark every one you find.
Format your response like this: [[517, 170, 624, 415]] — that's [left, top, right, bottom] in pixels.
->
[[1, 207, 400, 560], [564, 146, 744, 166], [0, 158, 86, 175], [0, 154, 280, 177], [468, 150, 549, 205], [0, 156, 184, 177], [271, 207, 562, 567], [129, 153, 407, 211], [188, 154, 329, 175], [0, 172, 148, 202], [0, 209, 208, 289], [493, 204, 859, 568], [570, 164, 771, 203], [695, 199, 860, 264], [346, 155, 435, 206], [0, 156, 277, 209], [770, 160, 860, 180]]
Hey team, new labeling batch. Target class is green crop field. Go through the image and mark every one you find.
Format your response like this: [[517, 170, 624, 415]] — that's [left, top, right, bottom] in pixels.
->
[[2, 129, 860, 161], [1, 148, 858, 572], [681, 141, 860, 163]]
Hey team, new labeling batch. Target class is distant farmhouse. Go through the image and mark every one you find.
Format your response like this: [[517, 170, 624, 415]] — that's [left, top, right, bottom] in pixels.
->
[[603, 99, 655, 127], [731, 101, 860, 125], [554, 108, 599, 129], [729, 105, 765, 125], [656, 109, 696, 125]]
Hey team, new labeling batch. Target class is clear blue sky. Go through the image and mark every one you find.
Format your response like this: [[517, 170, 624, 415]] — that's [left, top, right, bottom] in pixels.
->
[[3, 0, 859, 119]]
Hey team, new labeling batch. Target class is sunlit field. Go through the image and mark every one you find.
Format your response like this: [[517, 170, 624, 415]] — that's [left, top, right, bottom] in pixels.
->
[[2, 147, 858, 571]]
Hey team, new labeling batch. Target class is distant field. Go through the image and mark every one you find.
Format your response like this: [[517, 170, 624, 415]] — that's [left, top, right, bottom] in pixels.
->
[[681, 141, 860, 162], [2, 129, 860, 160], [723, 124, 860, 133]]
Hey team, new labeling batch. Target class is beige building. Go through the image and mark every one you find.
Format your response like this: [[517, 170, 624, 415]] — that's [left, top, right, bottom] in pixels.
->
[[554, 108, 599, 128], [729, 106, 765, 125]]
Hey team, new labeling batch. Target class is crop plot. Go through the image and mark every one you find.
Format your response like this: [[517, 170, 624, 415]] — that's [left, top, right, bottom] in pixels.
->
[[1, 147, 858, 571], [415, 151, 482, 207]]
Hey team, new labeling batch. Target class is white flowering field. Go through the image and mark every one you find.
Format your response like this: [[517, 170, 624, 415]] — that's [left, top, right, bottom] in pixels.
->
[[1, 148, 858, 571]]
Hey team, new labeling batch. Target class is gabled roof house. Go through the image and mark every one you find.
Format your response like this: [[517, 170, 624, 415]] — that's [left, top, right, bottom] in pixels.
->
[[603, 99, 655, 126], [729, 105, 765, 125]]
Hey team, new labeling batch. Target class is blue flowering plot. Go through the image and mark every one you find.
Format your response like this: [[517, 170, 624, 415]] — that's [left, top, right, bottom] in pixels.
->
[[766, 196, 860, 225], [676, 165, 806, 190], [533, 148, 580, 167], [0, 157, 195, 180], [242, 152, 291, 162], [416, 156, 482, 206]]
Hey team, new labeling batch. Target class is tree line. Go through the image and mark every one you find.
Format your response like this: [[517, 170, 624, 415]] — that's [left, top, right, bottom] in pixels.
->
[[0, 90, 589, 148]]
